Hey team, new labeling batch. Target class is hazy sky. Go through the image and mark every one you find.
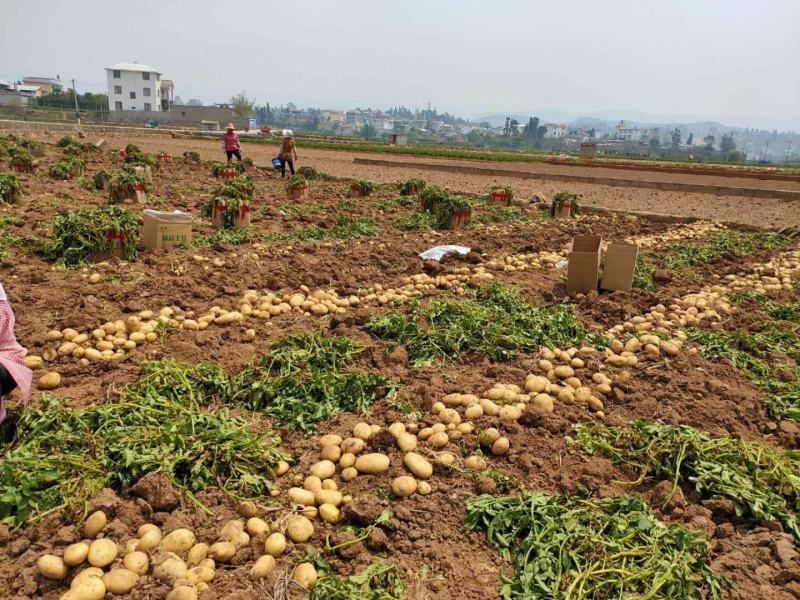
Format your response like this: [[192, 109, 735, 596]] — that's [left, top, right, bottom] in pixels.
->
[[1, 0, 798, 129]]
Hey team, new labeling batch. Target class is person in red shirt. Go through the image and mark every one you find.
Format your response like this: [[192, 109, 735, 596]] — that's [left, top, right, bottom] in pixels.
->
[[0, 283, 32, 423], [222, 123, 242, 162]]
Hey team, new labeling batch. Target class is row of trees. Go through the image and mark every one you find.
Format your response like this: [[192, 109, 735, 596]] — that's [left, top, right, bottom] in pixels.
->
[[649, 129, 739, 159]]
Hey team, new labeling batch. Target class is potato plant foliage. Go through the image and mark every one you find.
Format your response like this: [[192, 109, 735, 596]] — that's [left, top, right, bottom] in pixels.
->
[[573, 420, 800, 540], [234, 333, 396, 432], [466, 491, 723, 599], [0, 360, 285, 527], [365, 284, 589, 366]]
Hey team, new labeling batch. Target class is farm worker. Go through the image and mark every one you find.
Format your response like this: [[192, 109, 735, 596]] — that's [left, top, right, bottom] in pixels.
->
[[0, 283, 32, 423], [223, 124, 242, 162], [277, 129, 298, 178]]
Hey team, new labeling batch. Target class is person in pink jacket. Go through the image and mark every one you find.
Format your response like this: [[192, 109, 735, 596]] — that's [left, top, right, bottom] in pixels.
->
[[222, 123, 242, 162], [0, 283, 32, 423]]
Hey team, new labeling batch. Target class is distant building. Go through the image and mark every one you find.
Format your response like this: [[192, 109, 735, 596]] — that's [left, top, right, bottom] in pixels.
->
[[159, 79, 174, 111], [22, 76, 62, 95], [105, 62, 164, 112], [542, 123, 567, 139]]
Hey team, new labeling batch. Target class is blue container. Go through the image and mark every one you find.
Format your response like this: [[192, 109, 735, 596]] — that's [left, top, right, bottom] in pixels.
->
[[272, 158, 282, 170]]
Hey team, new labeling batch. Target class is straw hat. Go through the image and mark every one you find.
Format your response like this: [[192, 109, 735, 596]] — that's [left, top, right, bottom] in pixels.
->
[[285, 129, 294, 137], [225, 123, 235, 130]]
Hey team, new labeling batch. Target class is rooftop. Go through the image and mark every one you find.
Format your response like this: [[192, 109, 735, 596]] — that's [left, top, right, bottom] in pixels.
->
[[105, 62, 161, 74]]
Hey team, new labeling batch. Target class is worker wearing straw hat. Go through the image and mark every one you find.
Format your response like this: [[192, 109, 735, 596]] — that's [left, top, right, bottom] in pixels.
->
[[222, 123, 242, 162], [277, 129, 298, 178]]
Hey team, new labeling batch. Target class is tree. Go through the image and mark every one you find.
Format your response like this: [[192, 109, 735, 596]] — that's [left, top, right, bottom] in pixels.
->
[[466, 129, 484, 144], [703, 135, 716, 151], [503, 117, 511, 137], [173, 96, 184, 105], [229, 91, 256, 118], [186, 98, 203, 106], [670, 128, 681, 148], [649, 137, 661, 150], [589, 127, 596, 138], [720, 133, 736, 156], [686, 133, 693, 146], [359, 123, 377, 138], [509, 119, 520, 136]]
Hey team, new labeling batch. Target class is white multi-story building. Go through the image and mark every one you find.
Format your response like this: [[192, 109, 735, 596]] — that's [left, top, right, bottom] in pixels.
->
[[105, 62, 163, 112], [542, 123, 567, 139]]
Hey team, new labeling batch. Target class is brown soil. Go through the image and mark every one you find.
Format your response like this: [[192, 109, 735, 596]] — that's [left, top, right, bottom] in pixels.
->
[[1, 129, 799, 600]]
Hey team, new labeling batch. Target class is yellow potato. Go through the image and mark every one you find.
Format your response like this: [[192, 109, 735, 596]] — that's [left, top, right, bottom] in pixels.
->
[[38, 554, 68, 580], [102, 568, 139, 594], [492, 437, 510, 456], [123, 551, 149, 575], [417, 481, 432, 495], [396, 432, 418, 452], [288, 487, 317, 506], [319, 434, 343, 447], [208, 541, 237, 563], [246, 517, 269, 536], [285, 515, 314, 542], [319, 503, 341, 524], [464, 455, 487, 471], [63, 541, 90, 566], [136, 528, 162, 551], [354, 453, 390, 474], [250, 554, 276, 578], [66, 575, 106, 600], [238, 500, 258, 518], [391, 476, 418, 497], [161, 528, 196, 554], [37, 371, 61, 390], [187, 565, 215, 584], [339, 452, 356, 468], [166, 586, 198, 600], [153, 552, 188, 580], [314, 489, 343, 507], [264, 532, 287, 557], [293, 562, 318, 589], [403, 452, 433, 479], [70, 567, 104, 589], [352, 422, 372, 440], [309, 460, 336, 480], [87, 538, 117, 567], [186, 543, 209, 566]]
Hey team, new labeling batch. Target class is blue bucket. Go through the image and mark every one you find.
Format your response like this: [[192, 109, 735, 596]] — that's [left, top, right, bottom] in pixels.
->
[[272, 158, 282, 170]]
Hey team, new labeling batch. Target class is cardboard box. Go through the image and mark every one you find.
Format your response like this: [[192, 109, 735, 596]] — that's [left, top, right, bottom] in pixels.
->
[[567, 236, 602, 294], [601, 242, 640, 292], [142, 209, 193, 250]]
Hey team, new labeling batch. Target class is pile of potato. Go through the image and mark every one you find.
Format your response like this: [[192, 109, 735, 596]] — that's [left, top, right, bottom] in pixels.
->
[[483, 250, 565, 273], [625, 221, 722, 248], [724, 248, 800, 294], [37, 501, 325, 599]]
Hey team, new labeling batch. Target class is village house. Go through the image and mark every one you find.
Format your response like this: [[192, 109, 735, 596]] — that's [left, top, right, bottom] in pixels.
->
[[105, 62, 164, 112], [542, 123, 568, 139]]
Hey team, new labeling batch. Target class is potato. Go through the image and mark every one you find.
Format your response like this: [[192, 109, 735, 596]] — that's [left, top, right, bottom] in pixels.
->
[[396, 432, 418, 452], [428, 431, 449, 448], [309, 460, 336, 480], [38, 554, 68, 580], [315, 489, 343, 507], [319, 434, 342, 448], [457, 422, 474, 435], [275, 460, 291, 476], [264, 532, 287, 557], [464, 404, 483, 419], [403, 452, 433, 479], [66, 575, 106, 600], [219, 519, 244, 541], [320, 444, 341, 462], [293, 562, 318, 589], [70, 567, 104, 589], [319, 503, 341, 524], [167, 586, 198, 600], [214, 311, 243, 324], [464, 455, 487, 471], [187, 543, 209, 566], [354, 453, 390, 474], [209, 541, 237, 563], [247, 517, 270, 536], [417, 481, 432, 495], [123, 551, 149, 575], [38, 371, 61, 390], [341, 437, 365, 455], [341, 466, 358, 481], [187, 565, 215, 584], [24, 355, 43, 369], [64, 541, 90, 566], [491, 437, 510, 456], [322, 479, 338, 491], [392, 475, 418, 497], [103, 568, 139, 594], [353, 422, 372, 440], [162, 528, 196, 554], [479, 399, 500, 416], [554, 365, 574, 379], [251, 554, 276, 578], [285, 515, 314, 542], [153, 553, 188, 580], [532, 393, 554, 413], [137, 528, 162, 551], [288, 487, 317, 506], [233, 531, 251, 548], [388, 422, 406, 436], [587, 396, 604, 411], [238, 501, 258, 518], [87, 538, 117, 567], [339, 452, 356, 468]]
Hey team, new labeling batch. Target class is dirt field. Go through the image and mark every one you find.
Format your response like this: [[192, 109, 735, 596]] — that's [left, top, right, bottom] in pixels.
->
[[2, 129, 800, 600]]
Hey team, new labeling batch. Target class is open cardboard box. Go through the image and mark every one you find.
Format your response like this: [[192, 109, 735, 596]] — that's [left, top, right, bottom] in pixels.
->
[[567, 235, 602, 294], [567, 236, 640, 294], [142, 209, 193, 250]]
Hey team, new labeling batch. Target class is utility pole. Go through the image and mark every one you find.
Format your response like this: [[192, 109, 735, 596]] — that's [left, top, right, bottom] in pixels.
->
[[762, 139, 770, 163], [71, 79, 81, 125], [785, 141, 793, 165]]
